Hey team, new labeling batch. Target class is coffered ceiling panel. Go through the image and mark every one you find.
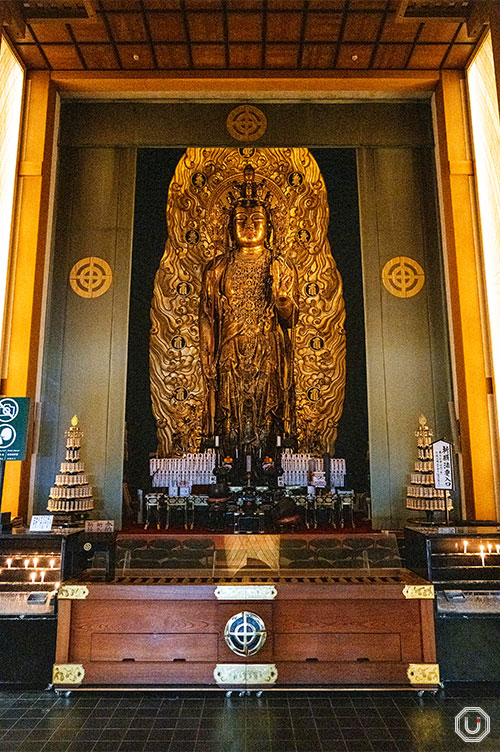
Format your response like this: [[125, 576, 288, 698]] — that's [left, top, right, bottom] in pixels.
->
[[1, 0, 482, 73]]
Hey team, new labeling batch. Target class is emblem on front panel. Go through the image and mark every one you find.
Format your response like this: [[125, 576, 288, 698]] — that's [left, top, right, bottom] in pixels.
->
[[224, 611, 267, 657], [226, 105, 267, 142]]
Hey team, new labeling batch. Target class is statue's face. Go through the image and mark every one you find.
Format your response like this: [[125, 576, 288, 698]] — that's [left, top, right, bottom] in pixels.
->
[[233, 205, 267, 248]]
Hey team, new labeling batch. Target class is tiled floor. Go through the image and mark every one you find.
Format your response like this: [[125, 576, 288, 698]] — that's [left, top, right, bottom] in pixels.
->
[[0, 688, 499, 752]]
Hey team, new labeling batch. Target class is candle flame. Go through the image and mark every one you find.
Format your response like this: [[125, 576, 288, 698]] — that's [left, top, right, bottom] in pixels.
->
[[6, 558, 12, 568]]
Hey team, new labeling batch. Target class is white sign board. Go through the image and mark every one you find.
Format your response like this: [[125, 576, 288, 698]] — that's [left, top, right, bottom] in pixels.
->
[[432, 439, 454, 490], [85, 520, 115, 533], [29, 515, 53, 532]]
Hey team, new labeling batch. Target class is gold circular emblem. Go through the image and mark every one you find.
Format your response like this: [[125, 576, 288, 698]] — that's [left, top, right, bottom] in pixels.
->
[[226, 105, 267, 142], [69, 257, 112, 299], [381, 256, 425, 298], [83, 542, 92, 552]]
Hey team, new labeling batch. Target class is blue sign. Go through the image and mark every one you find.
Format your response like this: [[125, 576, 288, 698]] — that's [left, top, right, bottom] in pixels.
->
[[0, 398, 31, 461]]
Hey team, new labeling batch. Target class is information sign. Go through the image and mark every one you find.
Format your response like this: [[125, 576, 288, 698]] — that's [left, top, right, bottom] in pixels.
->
[[29, 515, 53, 532], [0, 397, 31, 461], [85, 520, 115, 533], [432, 439, 454, 491]]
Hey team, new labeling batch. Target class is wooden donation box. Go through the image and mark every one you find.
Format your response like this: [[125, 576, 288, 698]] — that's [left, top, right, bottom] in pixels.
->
[[53, 534, 438, 690]]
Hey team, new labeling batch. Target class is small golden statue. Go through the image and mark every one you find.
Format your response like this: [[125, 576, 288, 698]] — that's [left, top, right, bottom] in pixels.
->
[[199, 166, 298, 456]]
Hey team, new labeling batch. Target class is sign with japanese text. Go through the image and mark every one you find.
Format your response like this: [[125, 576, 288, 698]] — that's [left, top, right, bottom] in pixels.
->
[[29, 515, 53, 532], [432, 439, 454, 490], [85, 520, 115, 533]]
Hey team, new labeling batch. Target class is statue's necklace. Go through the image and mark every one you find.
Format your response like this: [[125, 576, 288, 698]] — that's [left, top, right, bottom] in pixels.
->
[[229, 251, 270, 325]]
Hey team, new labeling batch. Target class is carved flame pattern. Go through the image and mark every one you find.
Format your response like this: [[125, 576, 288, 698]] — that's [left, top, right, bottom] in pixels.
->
[[150, 147, 346, 455]]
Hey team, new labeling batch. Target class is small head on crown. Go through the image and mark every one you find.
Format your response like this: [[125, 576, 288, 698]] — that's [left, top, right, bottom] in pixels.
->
[[227, 165, 273, 210]]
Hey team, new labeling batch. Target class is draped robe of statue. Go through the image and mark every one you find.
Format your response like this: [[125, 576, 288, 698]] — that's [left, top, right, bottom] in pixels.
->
[[199, 195, 299, 457]]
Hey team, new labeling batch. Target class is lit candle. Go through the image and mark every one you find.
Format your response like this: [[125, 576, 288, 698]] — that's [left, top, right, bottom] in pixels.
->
[[30, 572, 36, 583], [463, 540, 468, 554], [215, 435, 220, 448], [24, 559, 30, 569], [54, 582, 60, 591], [49, 559, 55, 569], [496, 545, 500, 554], [276, 435, 282, 447], [40, 571, 46, 583], [488, 544, 493, 554], [33, 558, 39, 568], [246, 455, 251, 472], [6, 558, 12, 569], [479, 545, 486, 567]]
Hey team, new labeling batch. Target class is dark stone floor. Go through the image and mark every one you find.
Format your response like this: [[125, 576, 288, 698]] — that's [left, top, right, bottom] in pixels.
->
[[0, 688, 499, 752]]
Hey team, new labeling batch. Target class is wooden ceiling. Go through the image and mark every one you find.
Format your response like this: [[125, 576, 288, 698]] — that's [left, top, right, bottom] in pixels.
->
[[2, 0, 483, 73]]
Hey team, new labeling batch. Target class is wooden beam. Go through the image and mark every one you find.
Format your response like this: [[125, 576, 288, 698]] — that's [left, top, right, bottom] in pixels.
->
[[50, 69, 439, 98]]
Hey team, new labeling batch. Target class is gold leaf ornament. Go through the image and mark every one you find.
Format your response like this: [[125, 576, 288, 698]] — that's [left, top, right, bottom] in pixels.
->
[[52, 664, 85, 685]]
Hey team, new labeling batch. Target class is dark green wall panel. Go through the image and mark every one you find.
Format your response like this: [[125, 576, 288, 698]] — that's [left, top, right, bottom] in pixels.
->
[[357, 147, 452, 528], [35, 147, 136, 526]]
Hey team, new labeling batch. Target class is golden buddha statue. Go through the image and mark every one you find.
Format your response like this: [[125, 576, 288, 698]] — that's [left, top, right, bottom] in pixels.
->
[[199, 165, 299, 456]]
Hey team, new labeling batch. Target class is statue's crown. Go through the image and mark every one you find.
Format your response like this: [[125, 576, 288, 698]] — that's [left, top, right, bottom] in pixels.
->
[[227, 165, 272, 209]]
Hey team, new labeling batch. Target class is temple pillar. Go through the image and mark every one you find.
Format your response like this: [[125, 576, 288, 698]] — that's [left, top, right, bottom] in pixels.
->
[[1, 71, 58, 519], [433, 69, 498, 520]]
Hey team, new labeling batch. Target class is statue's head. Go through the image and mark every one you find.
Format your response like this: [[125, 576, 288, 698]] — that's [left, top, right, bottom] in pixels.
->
[[233, 204, 267, 249], [226, 165, 274, 251]]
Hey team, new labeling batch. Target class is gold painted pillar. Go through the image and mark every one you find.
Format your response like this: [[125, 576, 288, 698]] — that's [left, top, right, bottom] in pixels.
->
[[434, 69, 497, 520], [1, 71, 57, 519]]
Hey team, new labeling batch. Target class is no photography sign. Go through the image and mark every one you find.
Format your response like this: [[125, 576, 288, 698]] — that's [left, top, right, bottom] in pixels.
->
[[0, 398, 30, 461]]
